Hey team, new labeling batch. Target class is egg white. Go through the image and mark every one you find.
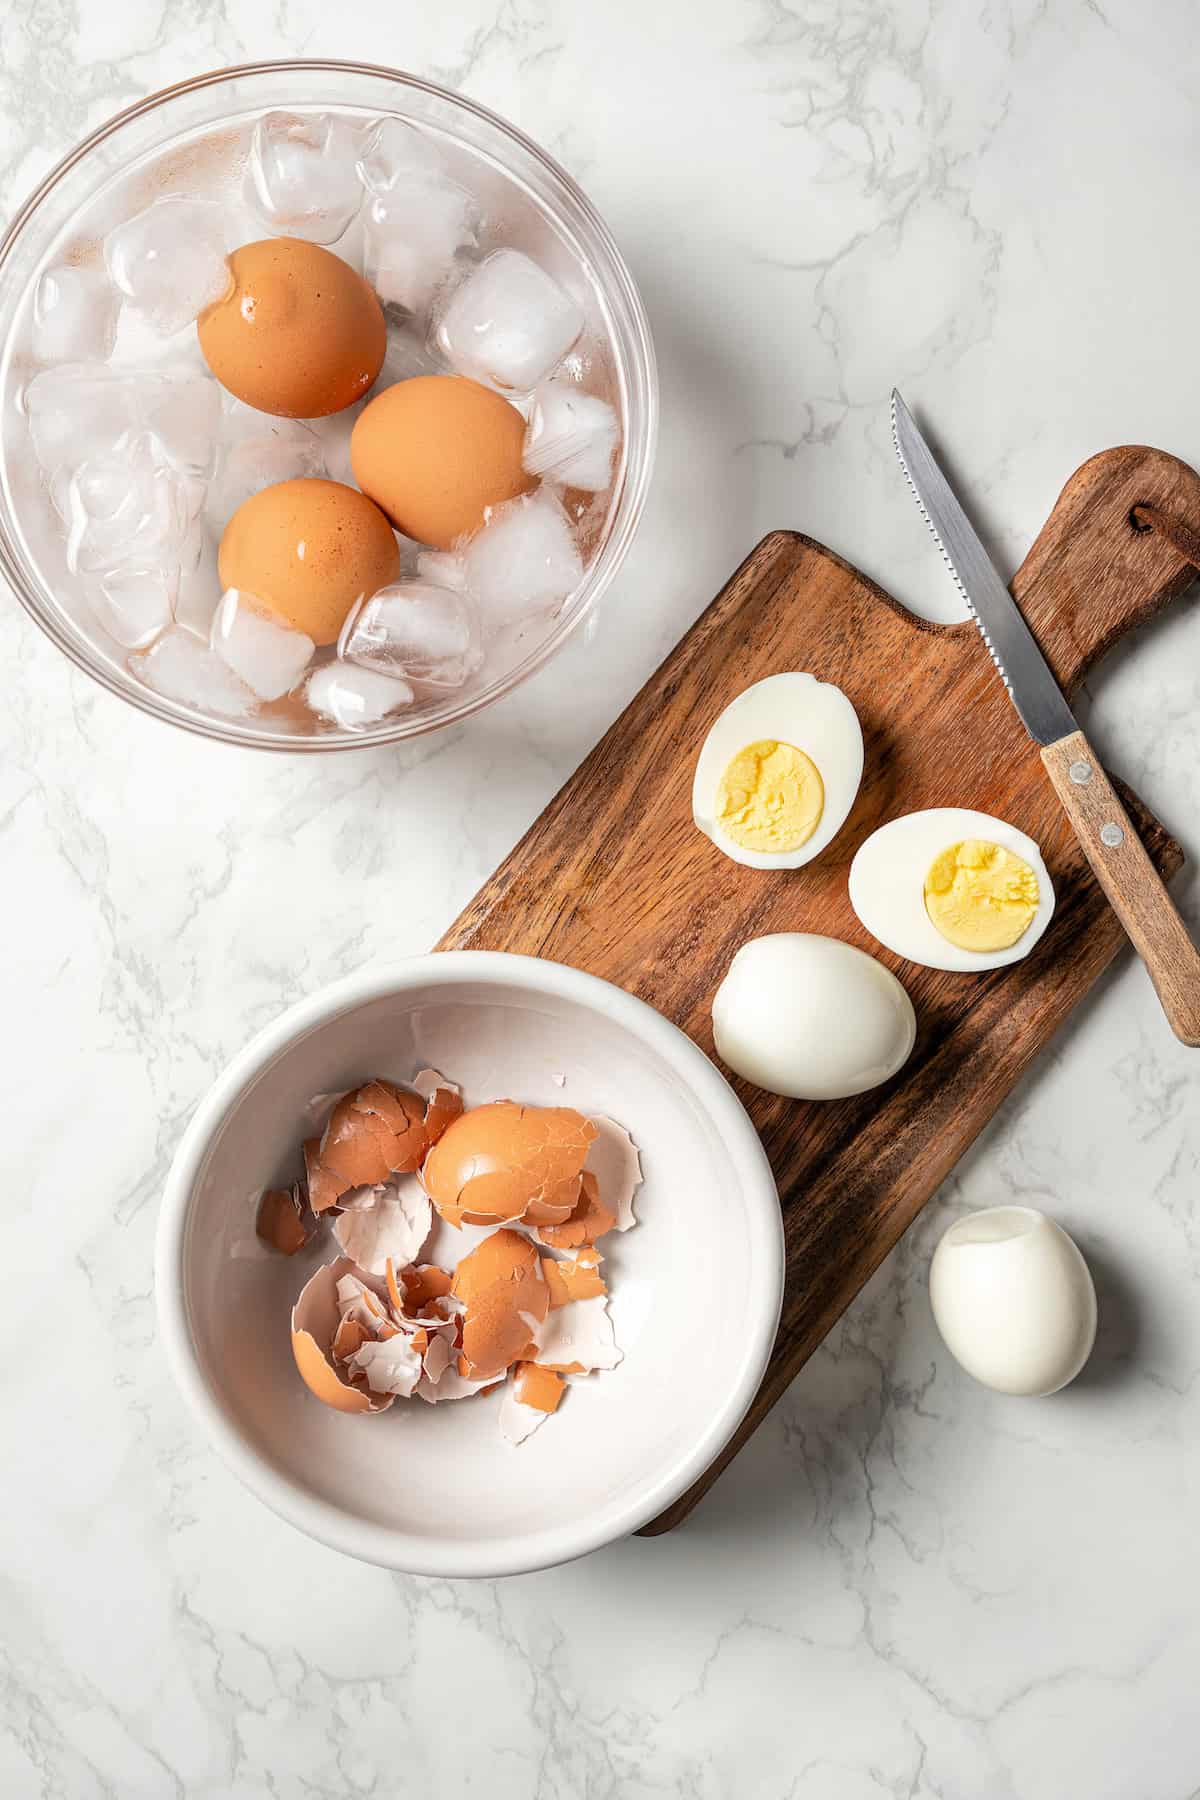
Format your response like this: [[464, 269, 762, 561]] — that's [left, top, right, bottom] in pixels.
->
[[692, 672, 864, 870], [848, 807, 1055, 973]]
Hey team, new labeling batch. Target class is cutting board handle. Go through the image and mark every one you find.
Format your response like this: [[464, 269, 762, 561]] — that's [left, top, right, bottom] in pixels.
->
[[1012, 446, 1200, 696]]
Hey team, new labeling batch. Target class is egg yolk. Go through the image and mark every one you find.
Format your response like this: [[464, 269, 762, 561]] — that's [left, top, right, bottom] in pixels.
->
[[714, 739, 824, 854], [924, 839, 1039, 952]]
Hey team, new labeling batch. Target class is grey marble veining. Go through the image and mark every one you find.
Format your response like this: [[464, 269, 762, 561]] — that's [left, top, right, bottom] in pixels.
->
[[3, 2, 1200, 1795]]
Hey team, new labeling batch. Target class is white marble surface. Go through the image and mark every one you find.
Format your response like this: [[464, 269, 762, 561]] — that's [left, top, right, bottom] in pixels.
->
[[4, 3, 1200, 1795]]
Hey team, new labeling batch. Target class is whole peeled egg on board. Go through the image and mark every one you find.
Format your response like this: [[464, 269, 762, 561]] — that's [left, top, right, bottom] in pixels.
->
[[712, 933, 916, 1100], [929, 1207, 1097, 1395], [219, 477, 400, 646], [693, 673, 864, 869], [198, 238, 385, 418], [351, 374, 534, 550], [849, 808, 1055, 972]]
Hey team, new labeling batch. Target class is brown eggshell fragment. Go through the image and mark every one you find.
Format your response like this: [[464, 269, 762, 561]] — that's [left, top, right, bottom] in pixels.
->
[[198, 237, 385, 418], [536, 1169, 617, 1250], [422, 1102, 597, 1230], [541, 1248, 607, 1309], [256, 1184, 314, 1255], [413, 1068, 464, 1148], [396, 1262, 455, 1321], [290, 1257, 395, 1414], [513, 1362, 565, 1414], [451, 1228, 550, 1380]]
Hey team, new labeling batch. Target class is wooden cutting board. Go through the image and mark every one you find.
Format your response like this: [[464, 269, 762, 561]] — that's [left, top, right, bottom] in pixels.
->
[[437, 444, 1200, 1532]]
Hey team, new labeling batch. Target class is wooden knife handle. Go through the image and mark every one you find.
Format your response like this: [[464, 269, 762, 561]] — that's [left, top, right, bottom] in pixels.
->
[[1042, 729, 1200, 1045]]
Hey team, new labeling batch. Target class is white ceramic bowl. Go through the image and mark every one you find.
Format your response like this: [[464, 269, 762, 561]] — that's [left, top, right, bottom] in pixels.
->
[[156, 953, 783, 1576]]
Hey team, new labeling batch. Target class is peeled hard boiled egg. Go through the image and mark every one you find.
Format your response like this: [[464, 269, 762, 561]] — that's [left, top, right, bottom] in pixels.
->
[[712, 933, 916, 1099], [849, 808, 1054, 972], [693, 673, 863, 869], [929, 1206, 1097, 1395]]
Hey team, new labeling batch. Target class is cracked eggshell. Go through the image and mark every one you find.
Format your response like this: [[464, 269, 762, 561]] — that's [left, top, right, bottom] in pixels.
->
[[451, 1227, 550, 1379], [500, 1363, 565, 1444], [422, 1101, 597, 1230], [290, 1256, 396, 1414], [332, 1173, 433, 1274], [692, 672, 864, 869], [320, 1079, 427, 1190], [255, 1183, 316, 1255], [535, 1169, 615, 1250], [541, 1250, 606, 1309], [412, 1067, 465, 1146]]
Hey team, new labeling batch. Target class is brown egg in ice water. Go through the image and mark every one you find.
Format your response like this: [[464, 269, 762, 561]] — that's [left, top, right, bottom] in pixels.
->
[[198, 238, 385, 418], [218, 478, 400, 646], [350, 374, 534, 550]]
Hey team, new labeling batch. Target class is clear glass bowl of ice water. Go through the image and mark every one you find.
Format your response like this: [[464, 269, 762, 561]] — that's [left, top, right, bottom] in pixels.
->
[[0, 61, 657, 748]]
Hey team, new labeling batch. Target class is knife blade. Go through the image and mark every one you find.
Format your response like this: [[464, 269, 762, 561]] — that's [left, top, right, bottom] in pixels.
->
[[890, 387, 1200, 1046]]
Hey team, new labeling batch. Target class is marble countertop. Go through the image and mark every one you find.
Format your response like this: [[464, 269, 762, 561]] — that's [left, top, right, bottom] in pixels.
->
[[5, 3, 1200, 1795]]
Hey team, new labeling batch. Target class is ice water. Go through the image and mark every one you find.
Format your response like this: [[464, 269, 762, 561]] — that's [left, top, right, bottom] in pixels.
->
[[0, 102, 626, 740]]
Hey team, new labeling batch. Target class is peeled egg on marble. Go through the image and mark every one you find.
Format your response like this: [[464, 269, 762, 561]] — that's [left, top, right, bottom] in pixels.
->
[[849, 808, 1054, 972], [929, 1206, 1097, 1396], [692, 672, 863, 868], [712, 932, 916, 1100]]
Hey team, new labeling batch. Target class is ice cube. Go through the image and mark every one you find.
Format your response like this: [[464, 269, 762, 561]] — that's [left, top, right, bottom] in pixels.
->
[[24, 363, 140, 472], [463, 489, 584, 625], [210, 415, 326, 520], [175, 525, 221, 639], [143, 373, 222, 478], [356, 116, 447, 193], [210, 588, 314, 701], [416, 548, 468, 590], [64, 435, 189, 576], [245, 112, 363, 245], [524, 380, 618, 492], [32, 265, 119, 364], [89, 566, 177, 649], [305, 660, 415, 728], [435, 250, 584, 391], [341, 580, 481, 690], [130, 627, 256, 717], [363, 181, 477, 316], [104, 198, 232, 336]]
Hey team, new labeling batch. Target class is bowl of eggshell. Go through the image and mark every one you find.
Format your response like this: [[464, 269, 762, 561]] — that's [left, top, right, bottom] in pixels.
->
[[0, 60, 657, 747], [155, 952, 784, 1575]]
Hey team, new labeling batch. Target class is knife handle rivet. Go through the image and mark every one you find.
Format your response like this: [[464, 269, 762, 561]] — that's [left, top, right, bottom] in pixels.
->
[[1069, 760, 1092, 785], [1101, 822, 1125, 848]]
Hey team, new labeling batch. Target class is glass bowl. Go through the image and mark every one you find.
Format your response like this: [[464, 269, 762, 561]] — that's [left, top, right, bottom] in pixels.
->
[[0, 60, 657, 750]]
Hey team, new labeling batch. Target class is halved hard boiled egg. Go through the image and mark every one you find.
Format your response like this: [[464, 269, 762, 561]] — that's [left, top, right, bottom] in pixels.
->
[[692, 673, 863, 869], [849, 808, 1055, 973]]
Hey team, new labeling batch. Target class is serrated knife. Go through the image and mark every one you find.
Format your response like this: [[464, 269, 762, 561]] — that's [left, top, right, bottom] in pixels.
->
[[891, 389, 1200, 1045]]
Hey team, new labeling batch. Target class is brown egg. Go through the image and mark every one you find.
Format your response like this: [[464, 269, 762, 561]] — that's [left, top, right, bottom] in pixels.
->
[[350, 374, 534, 549], [218, 478, 400, 646], [451, 1229, 550, 1379], [422, 1101, 598, 1230], [198, 238, 385, 417]]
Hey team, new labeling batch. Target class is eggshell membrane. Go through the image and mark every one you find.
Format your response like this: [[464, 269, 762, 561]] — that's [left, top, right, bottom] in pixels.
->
[[331, 1176, 432, 1275], [451, 1228, 550, 1380], [422, 1101, 597, 1229], [290, 1256, 394, 1414], [197, 237, 385, 418], [848, 808, 1056, 973], [351, 375, 534, 550], [532, 1295, 622, 1374], [536, 1169, 616, 1250], [218, 478, 401, 646], [692, 672, 864, 870], [412, 1068, 464, 1146], [583, 1114, 643, 1232]]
